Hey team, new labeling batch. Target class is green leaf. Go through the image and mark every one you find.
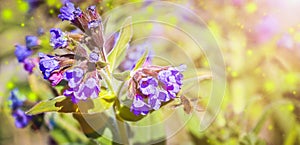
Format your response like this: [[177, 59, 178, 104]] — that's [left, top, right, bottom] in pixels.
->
[[107, 17, 133, 71], [26, 96, 77, 115], [132, 49, 149, 71], [28, 74, 54, 99], [87, 89, 115, 113], [252, 109, 271, 135], [96, 61, 109, 69], [112, 71, 130, 81]]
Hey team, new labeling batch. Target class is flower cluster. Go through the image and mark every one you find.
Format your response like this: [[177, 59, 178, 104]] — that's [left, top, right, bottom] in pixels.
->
[[129, 65, 185, 115], [8, 89, 32, 128], [63, 68, 100, 103], [37, 2, 107, 103], [14, 35, 40, 73]]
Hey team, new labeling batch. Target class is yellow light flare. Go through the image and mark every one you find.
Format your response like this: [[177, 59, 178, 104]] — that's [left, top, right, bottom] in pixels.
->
[[245, 2, 257, 14]]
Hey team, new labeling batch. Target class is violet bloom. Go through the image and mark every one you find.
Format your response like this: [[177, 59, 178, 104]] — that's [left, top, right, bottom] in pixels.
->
[[8, 89, 24, 111], [23, 58, 36, 74], [49, 72, 63, 86], [130, 95, 151, 115], [76, 77, 100, 100], [58, 2, 76, 21], [158, 67, 183, 98], [12, 109, 32, 128], [39, 53, 60, 79], [139, 76, 158, 96], [58, 2, 82, 21], [64, 68, 100, 103], [50, 28, 68, 49], [129, 65, 185, 116], [14, 45, 32, 62], [25, 35, 39, 48], [64, 68, 84, 88]]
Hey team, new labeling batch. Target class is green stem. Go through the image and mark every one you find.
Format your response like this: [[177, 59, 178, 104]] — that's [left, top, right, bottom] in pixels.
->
[[117, 81, 125, 99], [99, 69, 115, 95], [98, 49, 129, 144]]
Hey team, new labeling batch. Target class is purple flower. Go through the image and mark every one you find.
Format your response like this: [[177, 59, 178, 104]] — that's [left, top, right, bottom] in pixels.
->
[[49, 72, 63, 86], [129, 65, 185, 115], [39, 53, 60, 79], [8, 89, 24, 111], [87, 5, 96, 14], [12, 109, 32, 128], [89, 52, 99, 62], [64, 86, 80, 103], [50, 28, 68, 49], [58, 2, 82, 21], [76, 77, 100, 100], [63, 68, 84, 103], [25, 35, 39, 48], [14, 45, 32, 62], [158, 67, 184, 99], [130, 95, 151, 115], [139, 76, 158, 96], [23, 58, 36, 74], [64, 68, 84, 88], [63, 68, 100, 103]]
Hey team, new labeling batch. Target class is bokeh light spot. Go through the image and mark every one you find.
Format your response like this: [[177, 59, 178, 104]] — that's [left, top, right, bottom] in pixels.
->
[[247, 50, 253, 56], [28, 92, 37, 101], [287, 104, 294, 112], [6, 82, 14, 89], [49, 9, 54, 14], [264, 81, 275, 92], [231, 71, 238, 77], [285, 73, 297, 85], [1, 9, 13, 21], [268, 125, 273, 130], [18, 1, 29, 13], [245, 2, 257, 14]]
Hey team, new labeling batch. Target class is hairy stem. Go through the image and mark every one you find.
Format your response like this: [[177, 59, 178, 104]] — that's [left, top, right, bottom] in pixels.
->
[[99, 69, 115, 95]]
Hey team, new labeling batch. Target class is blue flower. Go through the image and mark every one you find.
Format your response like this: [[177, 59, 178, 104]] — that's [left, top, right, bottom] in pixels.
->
[[25, 35, 39, 48], [23, 58, 36, 74], [129, 65, 185, 116], [89, 52, 99, 62], [8, 89, 24, 111], [50, 28, 68, 49], [14, 45, 32, 62], [39, 53, 60, 79], [58, 2, 82, 21], [130, 94, 151, 116], [64, 68, 100, 103], [158, 67, 184, 98], [12, 109, 32, 128], [139, 76, 158, 96]]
